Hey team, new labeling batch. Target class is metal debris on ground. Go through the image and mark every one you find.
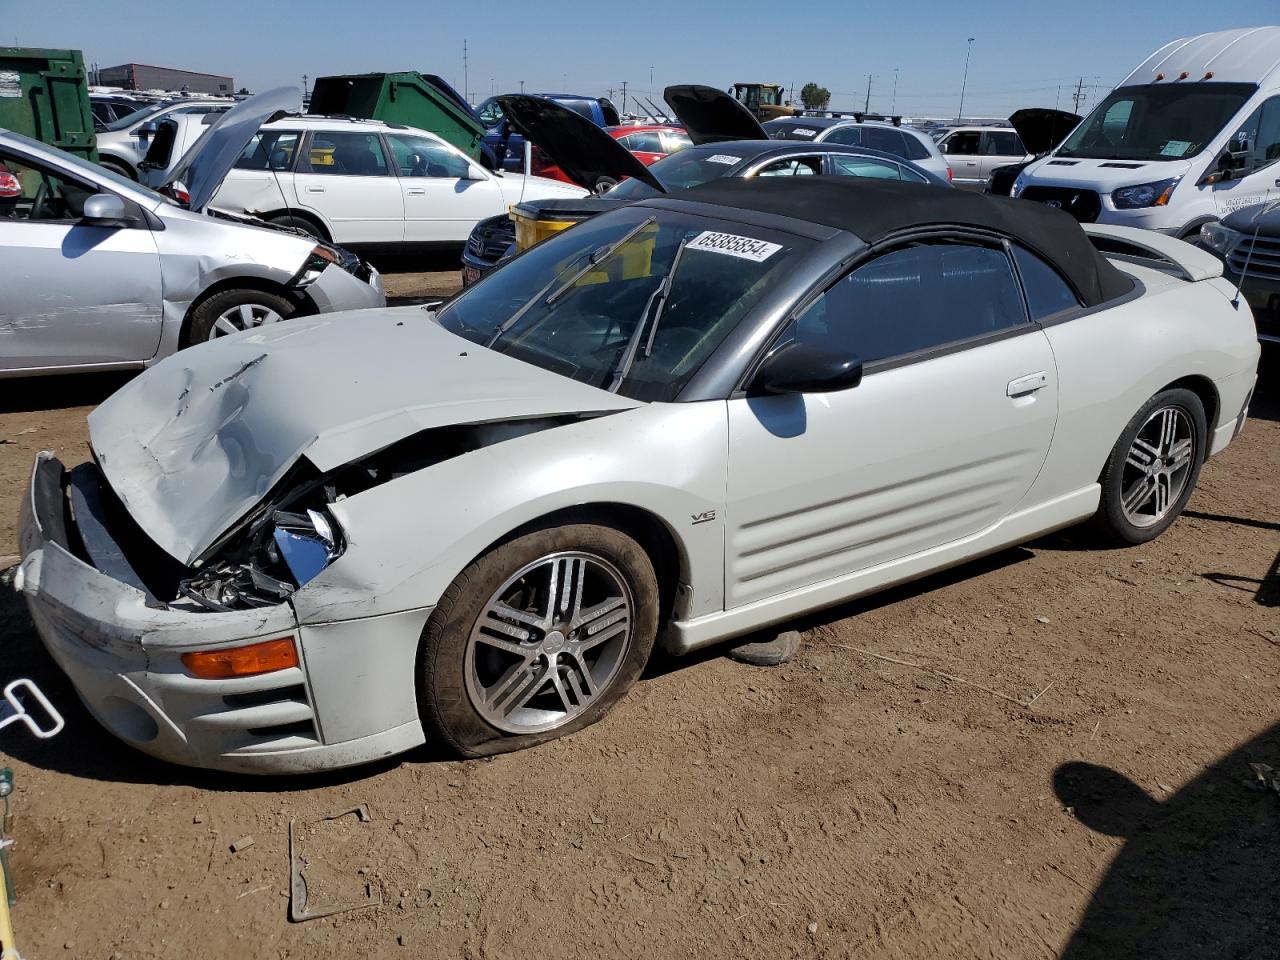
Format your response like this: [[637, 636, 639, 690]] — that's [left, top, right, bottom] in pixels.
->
[[288, 804, 382, 922], [1247, 762, 1280, 796]]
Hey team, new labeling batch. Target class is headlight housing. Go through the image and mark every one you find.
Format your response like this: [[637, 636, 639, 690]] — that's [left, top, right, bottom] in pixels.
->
[[1010, 174, 1027, 198], [1198, 220, 1239, 254], [1111, 177, 1181, 210]]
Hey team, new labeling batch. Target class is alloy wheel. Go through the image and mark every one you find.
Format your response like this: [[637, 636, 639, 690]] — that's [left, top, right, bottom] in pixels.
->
[[208, 302, 285, 339], [1119, 406, 1195, 528], [464, 552, 633, 734]]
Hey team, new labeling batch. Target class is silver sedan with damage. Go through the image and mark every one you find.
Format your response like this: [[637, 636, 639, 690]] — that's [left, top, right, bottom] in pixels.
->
[[0, 88, 383, 378], [15, 177, 1259, 773]]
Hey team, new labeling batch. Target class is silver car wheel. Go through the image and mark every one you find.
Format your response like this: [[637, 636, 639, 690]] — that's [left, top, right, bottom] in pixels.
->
[[464, 551, 633, 735], [1119, 406, 1195, 528], [208, 302, 285, 339]]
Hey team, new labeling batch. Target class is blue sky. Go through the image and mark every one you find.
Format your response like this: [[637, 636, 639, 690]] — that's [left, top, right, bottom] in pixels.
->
[[9, 1, 1278, 117]]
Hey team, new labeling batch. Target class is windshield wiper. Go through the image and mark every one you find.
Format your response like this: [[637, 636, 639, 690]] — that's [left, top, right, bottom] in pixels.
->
[[483, 216, 657, 349], [607, 236, 690, 393], [544, 216, 656, 306]]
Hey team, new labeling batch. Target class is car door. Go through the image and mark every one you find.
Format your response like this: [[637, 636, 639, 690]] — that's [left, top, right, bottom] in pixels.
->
[[384, 132, 502, 243], [1213, 94, 1280, 218], [0, 149, 163, 372], [723, 237, 1058, 608], [212, 129, 301, 215], [290, 130, 404, 245], [941, 130, 983, 187], [981, 130, 1029, 183]]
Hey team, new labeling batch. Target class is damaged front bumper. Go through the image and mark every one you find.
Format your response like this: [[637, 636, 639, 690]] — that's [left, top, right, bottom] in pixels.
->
[[16, 453, 426, 774]]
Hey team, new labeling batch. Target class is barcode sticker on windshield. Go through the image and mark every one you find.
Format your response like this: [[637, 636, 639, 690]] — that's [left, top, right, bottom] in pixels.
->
[[705, 154, 741, 165], [687, 231, 783, 262], [792, 128, 817, 137]]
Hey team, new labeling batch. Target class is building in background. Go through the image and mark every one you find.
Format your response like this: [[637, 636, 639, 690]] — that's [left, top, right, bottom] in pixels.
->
[[96, 62, 232, 95]]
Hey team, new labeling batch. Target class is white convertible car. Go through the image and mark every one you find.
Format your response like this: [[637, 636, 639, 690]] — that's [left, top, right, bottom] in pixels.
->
[[16, 177, 1259, 773]]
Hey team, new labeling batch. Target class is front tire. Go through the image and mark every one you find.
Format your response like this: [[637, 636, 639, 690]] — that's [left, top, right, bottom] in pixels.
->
[[1092, 388, 1206, 545], [267, 214, 326, 241], [419, 524, 659, 758], [183, 288, 295, 345], [98, 157, 134, 180]]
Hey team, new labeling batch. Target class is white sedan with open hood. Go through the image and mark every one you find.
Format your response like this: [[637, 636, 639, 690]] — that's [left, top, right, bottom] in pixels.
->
[[15, 178, 1259, 773]]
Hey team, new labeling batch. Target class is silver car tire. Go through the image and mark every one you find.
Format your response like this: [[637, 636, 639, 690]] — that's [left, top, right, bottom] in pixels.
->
[[1093, 387, 1206, 546], [419, 523, 659, 758], [184, 288, 295, 346]]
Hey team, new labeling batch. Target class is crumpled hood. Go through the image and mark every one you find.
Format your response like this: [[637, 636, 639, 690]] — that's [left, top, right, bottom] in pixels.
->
[[88, 307, 638, 566]]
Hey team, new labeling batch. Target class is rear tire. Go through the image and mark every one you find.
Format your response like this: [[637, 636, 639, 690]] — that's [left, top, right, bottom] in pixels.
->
[[267, 214, 326, 241], [183, 288, 295, 346], [419, 524, 659, 758], [1091, 388, 1206, 545], [99, 158, 134, 180]]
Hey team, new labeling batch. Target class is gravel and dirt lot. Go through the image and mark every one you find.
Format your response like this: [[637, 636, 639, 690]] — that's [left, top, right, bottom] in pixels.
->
[[0, 270, 1276, 959]]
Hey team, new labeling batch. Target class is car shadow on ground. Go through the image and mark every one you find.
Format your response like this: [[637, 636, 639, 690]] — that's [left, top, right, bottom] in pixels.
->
[[1053, 721, 1280, 959]]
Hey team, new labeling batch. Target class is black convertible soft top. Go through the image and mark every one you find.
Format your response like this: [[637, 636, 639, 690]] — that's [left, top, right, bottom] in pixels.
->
[[678, 177, 1133, 307]]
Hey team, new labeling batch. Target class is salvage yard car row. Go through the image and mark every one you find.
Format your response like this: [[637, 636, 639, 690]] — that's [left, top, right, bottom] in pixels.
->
[[0, 26, 1274, 775]]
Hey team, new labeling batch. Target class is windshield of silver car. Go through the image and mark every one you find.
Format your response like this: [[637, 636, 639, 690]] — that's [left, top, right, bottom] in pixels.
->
[[1056, 82, 1255, 162], [436, 208, 807, 402]]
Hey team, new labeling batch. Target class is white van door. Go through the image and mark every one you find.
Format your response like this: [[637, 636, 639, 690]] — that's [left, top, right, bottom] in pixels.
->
[[1212, 94, 1280, 218]]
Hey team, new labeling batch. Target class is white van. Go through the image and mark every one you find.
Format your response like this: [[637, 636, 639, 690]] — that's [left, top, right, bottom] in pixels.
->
[[1011, 27, 1280, 237]]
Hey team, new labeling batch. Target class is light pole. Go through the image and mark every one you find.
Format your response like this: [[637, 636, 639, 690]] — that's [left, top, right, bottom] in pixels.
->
[[649, 65, 654, 93], [891, 67, 899, 115], [519, 79, 525, 94], [957, 37, 975, 121]]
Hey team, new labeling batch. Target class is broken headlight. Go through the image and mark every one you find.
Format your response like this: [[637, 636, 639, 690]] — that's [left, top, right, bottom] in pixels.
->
[[178, 507, 343, 612]]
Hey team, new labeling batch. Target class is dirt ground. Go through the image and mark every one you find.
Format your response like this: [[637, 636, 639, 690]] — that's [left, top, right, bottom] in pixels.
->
[[0, 271, 1276, 959]]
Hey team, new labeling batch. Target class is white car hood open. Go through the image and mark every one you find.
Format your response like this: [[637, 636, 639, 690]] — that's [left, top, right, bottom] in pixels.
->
[[88, 307, 638, 566], [1022, 155, 1194, 191]]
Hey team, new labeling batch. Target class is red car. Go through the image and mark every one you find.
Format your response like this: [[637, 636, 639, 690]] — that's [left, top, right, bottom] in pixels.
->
[[533, 124, 691, 190]]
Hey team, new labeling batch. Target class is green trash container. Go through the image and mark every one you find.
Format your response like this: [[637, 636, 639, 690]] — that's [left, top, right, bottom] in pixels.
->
[[309, 72, 485, 162], [0, 47, 96, 160]]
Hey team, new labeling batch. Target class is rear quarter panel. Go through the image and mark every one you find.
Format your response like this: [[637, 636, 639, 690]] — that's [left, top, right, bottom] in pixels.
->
[[1023, 267, 1259, 508]]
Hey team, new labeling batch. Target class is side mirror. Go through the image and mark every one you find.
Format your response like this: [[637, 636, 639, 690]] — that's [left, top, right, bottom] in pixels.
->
[[464, 165, 487, 181], [751, 341, 863, 395], [81, 193, 132, 227], [134, 119, 159, 140]]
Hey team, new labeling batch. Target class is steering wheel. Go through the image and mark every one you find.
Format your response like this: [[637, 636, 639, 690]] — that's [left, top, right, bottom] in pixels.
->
[[28, 181, 50, 221]]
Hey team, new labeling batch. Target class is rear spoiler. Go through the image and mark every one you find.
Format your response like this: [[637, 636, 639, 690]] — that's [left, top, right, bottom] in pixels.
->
[[1081, 223, 1222, 282]]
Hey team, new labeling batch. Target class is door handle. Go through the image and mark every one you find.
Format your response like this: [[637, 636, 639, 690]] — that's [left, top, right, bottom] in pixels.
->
[[1007, 372, 1048, 397], [304, 185, 325, 194], [406, 187, 427, 195]]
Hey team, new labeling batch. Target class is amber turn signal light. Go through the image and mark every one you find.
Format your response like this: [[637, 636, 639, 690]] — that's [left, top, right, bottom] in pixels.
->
[[181, 637, 299, 679]]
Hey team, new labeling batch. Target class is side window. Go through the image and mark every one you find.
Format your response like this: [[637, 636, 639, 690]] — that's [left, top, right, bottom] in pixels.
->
[[783, 241, 1028, 365], [303, 132, 390, 176], [0, 152, 96, 222], [861, 126, 907, 158], [1249, 96, 1280, 168], [984, 131, 1024, 155], [477, 99, 505, 127], [620, 129, 664, 153], [386, 134, 471, 178], [902, 133, 931, 161], [660, 131, 692, 154], [829, 155, 905, 180], [235, 131, 301, 171], [755, 156, 822, 177], [824, 126, 861, 146], [943, 131, 981, 155], [1011, 245, 1081, 319]]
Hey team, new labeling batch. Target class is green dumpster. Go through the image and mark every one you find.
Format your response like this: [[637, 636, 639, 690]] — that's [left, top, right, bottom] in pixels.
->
[[0, 47, 96, 160], [309, 72, 485, 161]]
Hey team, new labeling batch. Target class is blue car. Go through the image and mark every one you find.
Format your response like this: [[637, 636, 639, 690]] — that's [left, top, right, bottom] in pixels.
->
[[475, 94, 621, 172]]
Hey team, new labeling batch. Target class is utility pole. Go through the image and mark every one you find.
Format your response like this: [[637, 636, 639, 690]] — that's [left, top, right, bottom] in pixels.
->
[[864, 74, 872, 113], [463, 39, 469, 105], [891, 67, 899, 115], [302, 74, 309, 108], [490, 77, 495, 96], [1071, 76, 1086, 113], [1055, 84, 1061, 111], [957, 37, 975, 121], [649, 65, 654, 93], [519, 79, 525, 94], [621, 80, 628, 114]]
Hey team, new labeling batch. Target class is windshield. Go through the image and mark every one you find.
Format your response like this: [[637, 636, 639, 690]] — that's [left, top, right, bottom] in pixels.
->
[[607, 148, 749, 199], [5, 132, 170, 204], [1057, 82, 1255, 161], [103, 100, 167, 132], [436, 207, 807, 402]]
